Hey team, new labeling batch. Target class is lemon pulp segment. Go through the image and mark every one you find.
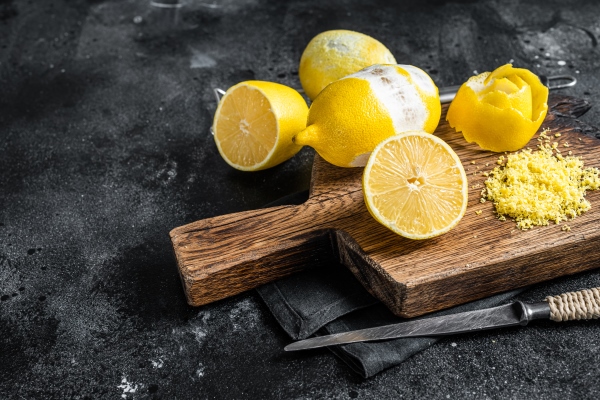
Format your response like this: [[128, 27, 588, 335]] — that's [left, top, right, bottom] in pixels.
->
[[215, 85, 276, 168], [363, 132, 468, 239]]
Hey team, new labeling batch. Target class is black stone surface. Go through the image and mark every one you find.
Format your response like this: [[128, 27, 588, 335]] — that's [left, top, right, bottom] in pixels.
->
[[1, 0, 600, 398]]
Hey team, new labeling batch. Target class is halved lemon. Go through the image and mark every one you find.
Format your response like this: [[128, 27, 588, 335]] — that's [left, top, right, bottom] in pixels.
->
[[363, 131, 468, 239], [213, 81, 308, 171]]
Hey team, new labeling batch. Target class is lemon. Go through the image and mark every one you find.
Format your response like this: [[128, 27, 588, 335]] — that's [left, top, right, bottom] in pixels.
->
[[293, 64, 441, 168], [447, 64, 549, 152], [212, 81, 308, 171], [363, 131, 468, 240], [299, 30, 397, 100]]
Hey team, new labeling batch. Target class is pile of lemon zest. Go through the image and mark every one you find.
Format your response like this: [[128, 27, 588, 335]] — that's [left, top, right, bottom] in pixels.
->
[[483, 144, 600, 230]]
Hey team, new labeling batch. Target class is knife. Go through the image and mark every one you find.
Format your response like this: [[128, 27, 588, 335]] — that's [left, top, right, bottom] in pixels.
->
[[285, 287, 600, 351]]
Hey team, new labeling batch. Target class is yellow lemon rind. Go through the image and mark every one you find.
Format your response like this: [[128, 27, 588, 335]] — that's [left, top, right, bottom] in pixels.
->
[[447, 83, 548, 152], [447, 65, 549, 153]]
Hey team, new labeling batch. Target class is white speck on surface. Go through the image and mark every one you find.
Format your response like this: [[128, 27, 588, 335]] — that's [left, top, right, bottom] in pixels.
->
[[534, 55, 539, 59], [229, 298, 260, 331], [557, 60, 566, 66], [191, 326, 207, 345], [151, 358, 164, 368], [196, 362, 206, 378], [545, 52, 550, 57], [133, 15, 143, 24], [118, 376, 138, 399], [508, 58, 514, 63], [451, 342, 457, 347], [189, 310, 211, 345], [190, 48, 217, 69], [575, 70, 580, 74]]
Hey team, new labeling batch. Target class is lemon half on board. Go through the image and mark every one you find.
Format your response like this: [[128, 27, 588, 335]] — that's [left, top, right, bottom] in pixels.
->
[[212, 81, 308, 171], [363, 132, 468, 240]]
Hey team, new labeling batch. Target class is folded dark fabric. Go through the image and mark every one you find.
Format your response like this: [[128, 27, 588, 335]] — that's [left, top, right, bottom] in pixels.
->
[[256, 190, 525, 378]]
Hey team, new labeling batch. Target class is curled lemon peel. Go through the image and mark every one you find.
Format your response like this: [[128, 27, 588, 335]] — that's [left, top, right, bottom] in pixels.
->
[[447, 64, 549, 152]]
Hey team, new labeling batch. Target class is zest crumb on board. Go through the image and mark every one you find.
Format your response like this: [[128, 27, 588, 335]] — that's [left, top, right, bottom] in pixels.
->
[[481, 129, 600, 230]]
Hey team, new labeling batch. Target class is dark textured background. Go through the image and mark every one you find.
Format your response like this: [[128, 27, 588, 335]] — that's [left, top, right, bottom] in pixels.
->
[[1, 0, 600, 398]]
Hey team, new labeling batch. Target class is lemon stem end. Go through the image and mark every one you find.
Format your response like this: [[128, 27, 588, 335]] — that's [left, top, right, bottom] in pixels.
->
[[293, 124, 318, 146]]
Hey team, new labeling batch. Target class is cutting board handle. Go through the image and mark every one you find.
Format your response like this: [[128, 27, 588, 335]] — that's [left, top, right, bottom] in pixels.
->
[[169, 203, 333, 306]]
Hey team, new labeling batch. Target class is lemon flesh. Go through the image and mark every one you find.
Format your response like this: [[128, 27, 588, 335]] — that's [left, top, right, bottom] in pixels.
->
[[213, 81, 308, 171], [299, 30, 396, 100], [294, 64, 441, 168], [363, 131, 468, 240]]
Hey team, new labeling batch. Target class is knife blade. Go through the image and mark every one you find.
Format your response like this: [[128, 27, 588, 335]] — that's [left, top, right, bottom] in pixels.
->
[[285, 287, 600, 352]]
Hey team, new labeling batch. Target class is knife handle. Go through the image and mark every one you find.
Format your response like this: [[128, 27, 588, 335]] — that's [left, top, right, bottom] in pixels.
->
[[545, 287, 600, 322]]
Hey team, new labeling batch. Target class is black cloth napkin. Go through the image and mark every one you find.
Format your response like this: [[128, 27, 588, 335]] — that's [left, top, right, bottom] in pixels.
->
[[256, 190, 525, 378]]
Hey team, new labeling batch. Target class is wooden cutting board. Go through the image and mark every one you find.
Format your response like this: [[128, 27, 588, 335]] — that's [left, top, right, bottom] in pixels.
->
[[170, 94, 600, 317]]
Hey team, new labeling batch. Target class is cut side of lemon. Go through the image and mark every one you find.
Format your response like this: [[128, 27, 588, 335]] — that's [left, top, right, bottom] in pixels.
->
[[363, 131, 468, 240], [213, 81, 308, 171]]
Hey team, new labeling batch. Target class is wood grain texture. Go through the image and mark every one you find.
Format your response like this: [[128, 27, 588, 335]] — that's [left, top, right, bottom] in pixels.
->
[[170, 94, 600, 317]]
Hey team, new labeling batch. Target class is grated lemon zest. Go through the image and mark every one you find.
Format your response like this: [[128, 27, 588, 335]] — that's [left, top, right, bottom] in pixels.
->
[[482, 133, 600, 230]]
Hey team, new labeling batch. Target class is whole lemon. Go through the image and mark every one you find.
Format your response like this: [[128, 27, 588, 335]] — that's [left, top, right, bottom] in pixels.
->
[[293, 64, 441, 168], [299, 30, 397, 100]]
